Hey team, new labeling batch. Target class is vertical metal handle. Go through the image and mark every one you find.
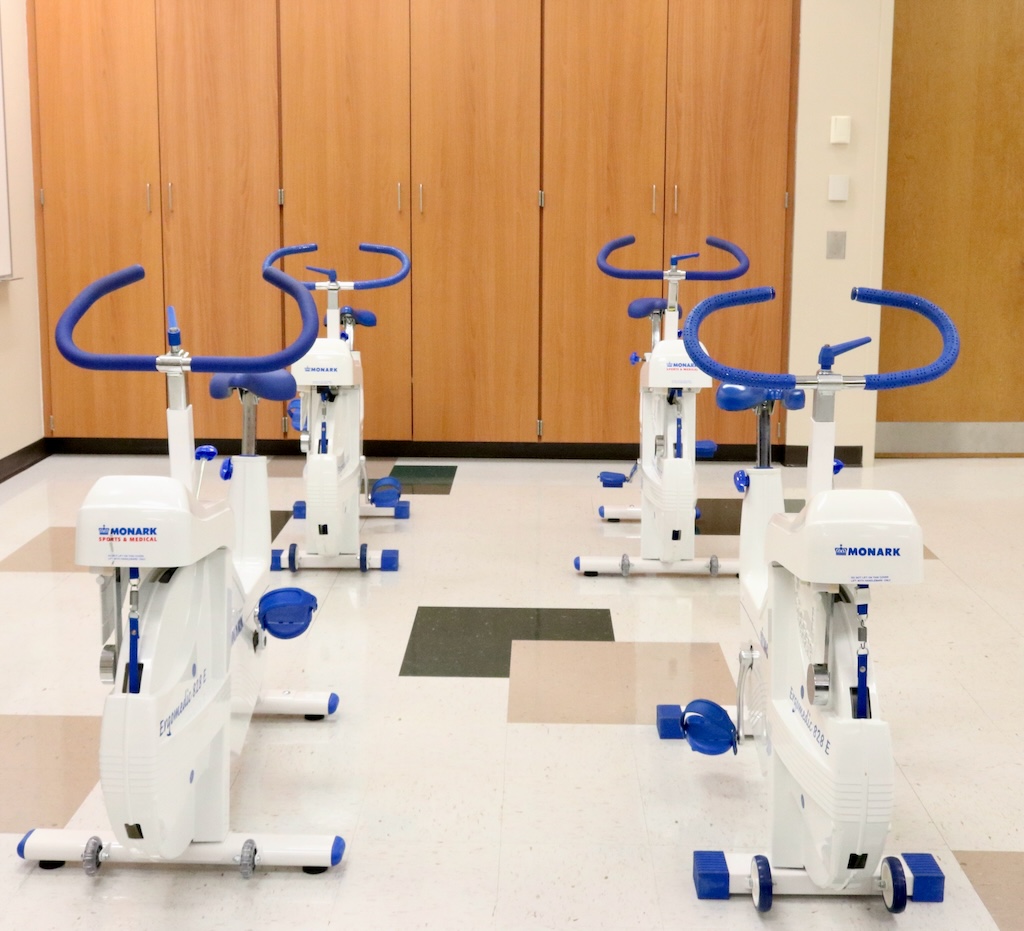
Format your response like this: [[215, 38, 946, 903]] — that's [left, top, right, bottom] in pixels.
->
[[167, 182, 174, 212], [397, 182, 402, 212], [146, 183, 151, 213], [674, 184, 678, 216], [419, 183, 423, 214], [652, 184, 657, 215]]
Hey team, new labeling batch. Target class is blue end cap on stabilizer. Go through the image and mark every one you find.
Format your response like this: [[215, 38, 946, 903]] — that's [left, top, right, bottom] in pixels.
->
[[327, 693, 340, 716], [599, 471, 627, 488], [598, 506, 605, 518], [17, 829, 33, 859], [693, 851, 731, 900], [293, 500, 307, 519], [331, 836, 346, 866], [270, 549, 283, 572], [381, 549, 399, 571], [903, 853, 945, 902], [656, 704, 686, 739], [394, 500, 411, 519], [573, 556, 581, 571]]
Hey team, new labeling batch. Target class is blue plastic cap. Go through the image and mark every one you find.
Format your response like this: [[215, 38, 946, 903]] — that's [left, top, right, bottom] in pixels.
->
[[293, 500, 307, 519], [574, 556, 581, 571], [693, 850, 731, 900], [629, 351, 641, 366], [903, 852, 944, 902], [287, 398, 303, 431], [598, 506, 605, 519], [328, 693, 340, 715], [195, 444, 217, 462], [331, 836, 346, 866], [381, 549, 399, 571], [833, 459, 845, 475], [270, 549, 282, 572], [734, 469, 750, 493], [17, 829, 34, 859], [657, 704, 686, 740], [220, 459, 233, 481], [394, 500, 410, 519], [599, 471, 626, 488], [695, 440, 718, 459]]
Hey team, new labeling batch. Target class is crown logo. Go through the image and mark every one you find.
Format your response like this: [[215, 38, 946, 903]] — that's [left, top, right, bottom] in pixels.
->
[[98, 525, 109, 535], [834, 543, 848, 556]]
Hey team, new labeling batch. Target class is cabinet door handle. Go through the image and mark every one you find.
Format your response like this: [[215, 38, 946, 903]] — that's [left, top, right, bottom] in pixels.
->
[[398, 182, 402, 212], [652, 184, 657, 215], [419, 183, 423, 214], [674, 184, 678, 216], [167, 182, 174, 213], [146, 183, 151, 213]]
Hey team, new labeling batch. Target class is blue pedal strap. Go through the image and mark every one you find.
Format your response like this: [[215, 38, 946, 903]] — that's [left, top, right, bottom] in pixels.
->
[[369, 476, 402, 507], [681, 699, 738, 755]]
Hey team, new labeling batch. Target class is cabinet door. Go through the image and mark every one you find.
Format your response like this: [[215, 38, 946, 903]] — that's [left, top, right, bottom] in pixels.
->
[[666, 0, 794, 445], [280, 0, 412, 441], [34, 0, 166, 438], [410, 0, 541, 442], [156, 0, 283, 441], [541, 0, 669, 444]]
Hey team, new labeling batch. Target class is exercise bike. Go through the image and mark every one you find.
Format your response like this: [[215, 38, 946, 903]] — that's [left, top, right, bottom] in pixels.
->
[[656, 284, 959, 912], [18, 244, 345, 878], [574, 234, 748, 577], [275, 243, 411, 574]]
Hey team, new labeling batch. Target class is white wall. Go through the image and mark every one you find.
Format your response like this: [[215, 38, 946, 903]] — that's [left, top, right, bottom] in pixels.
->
[[787, 0, 894, 462], [0, 0, 43, 460]]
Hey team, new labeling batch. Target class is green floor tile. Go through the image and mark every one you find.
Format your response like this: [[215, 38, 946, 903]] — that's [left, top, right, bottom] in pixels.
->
[[400, 606, 614, 678], [388, 464, 458, 495]]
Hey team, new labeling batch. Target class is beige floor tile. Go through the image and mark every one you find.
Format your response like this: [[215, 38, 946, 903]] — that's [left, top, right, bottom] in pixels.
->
[[508, 641, 734, 725], [0, 715, 101, 831], [955, 851, 1024, 931], [0, 528, 81, 573]]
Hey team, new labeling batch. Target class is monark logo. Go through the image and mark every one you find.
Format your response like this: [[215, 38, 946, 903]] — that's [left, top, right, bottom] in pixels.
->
[[98, 524, 158, 542], [835, 544, 901, 557], [303, 366, 339, 373]]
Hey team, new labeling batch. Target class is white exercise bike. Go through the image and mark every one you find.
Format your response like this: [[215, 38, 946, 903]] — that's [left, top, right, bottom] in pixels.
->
[[575, 234, 748, 577], [657, 283, 959, 912], [276, 243, 411, 574], [18, 244, 345, 878]]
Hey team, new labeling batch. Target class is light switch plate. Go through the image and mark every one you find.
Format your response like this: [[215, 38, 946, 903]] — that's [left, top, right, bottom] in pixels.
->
[[828, 174, 850, 201], [830, 115, 852, 144], [826, 230, 847, 260]]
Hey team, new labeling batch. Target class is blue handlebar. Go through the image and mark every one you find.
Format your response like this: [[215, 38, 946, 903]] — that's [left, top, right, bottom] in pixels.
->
[[852, 287, 960, 390], [596, 235, 749, 281], [56, 247, 321, 374], [353, 243, 411, 290], [262, 242, 318, 272], [682, 285, 960, 392]]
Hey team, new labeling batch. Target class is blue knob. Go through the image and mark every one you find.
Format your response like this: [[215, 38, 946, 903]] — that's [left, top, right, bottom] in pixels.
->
[[195, 444, 217, 462], [629, 352, 641, 366], [833, 459, 845, 475], [220, 459, 233, 481], [733, 469, 750, 494]]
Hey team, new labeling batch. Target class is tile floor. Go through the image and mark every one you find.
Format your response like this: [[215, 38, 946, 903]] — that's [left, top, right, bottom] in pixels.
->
[[0, 452, 1021, 929]]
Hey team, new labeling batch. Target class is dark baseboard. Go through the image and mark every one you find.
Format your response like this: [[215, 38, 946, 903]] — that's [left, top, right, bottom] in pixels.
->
[[0, 439, 48, 483], [34, 437, 864, 468]]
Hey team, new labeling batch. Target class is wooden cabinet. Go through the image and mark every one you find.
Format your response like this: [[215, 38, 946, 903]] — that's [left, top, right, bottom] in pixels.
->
[[156, 0, 283, 441], [410, 0, 542, 442], [280, 0, 413, 441], [34, 0, 284, 443], [34, 0, 166, 438], [666, 0, 794, 445]]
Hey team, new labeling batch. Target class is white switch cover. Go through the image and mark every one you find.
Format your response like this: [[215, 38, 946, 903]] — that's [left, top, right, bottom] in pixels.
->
[[830, 115, 852, 144], [828, 174, 850, 201]]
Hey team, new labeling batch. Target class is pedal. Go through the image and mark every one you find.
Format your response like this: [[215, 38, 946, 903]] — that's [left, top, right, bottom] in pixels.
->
[[258, 588, 318, 640]]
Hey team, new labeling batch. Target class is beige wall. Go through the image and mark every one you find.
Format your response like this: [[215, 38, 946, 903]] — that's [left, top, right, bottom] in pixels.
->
[[786, 0, 895, 462], [0, 0, 42, 460], [2, 0, 897, 461]]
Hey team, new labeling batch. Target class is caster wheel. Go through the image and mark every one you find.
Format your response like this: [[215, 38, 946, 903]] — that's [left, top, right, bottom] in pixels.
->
[[239, 838, 258, 879], [302, 865, 328, 874], [584, 571, 598, 578], [39, 860, 65, 870], [288, 543, 298, 573], [304, 713, 325, 721], [751, 855, 773, 912], [881, 856, 907, 913], [81, 835, 103, 876]]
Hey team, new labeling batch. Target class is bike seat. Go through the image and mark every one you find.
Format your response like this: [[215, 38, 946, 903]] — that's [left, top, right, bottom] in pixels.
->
[[716, 384, 805, 412], [628, 297, 669, 319], [209, 370, 298, 402]]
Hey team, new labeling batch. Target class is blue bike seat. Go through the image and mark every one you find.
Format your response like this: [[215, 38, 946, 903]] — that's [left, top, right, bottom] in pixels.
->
[[628, 297, 669, 319], [210, 369, 298, 402], [716, 384, 805, 412]]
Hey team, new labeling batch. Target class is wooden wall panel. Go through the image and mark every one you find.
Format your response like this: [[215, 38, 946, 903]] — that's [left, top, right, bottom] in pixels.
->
[[540, 0, 668, 444], [410, 0, 541, 442], [34, 0, 165, 438], [280, 0, 413, 441]]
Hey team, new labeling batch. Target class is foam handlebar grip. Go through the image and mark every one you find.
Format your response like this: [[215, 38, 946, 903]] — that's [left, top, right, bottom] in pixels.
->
[[55, 265, 158, 372], [262, 242, 318, 272], [352, 243, 411, 290], [682, 287, 793, 389], [596, 235, 664, 280], [683, 236, 750, 281], [852, 287, 960, 390]]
